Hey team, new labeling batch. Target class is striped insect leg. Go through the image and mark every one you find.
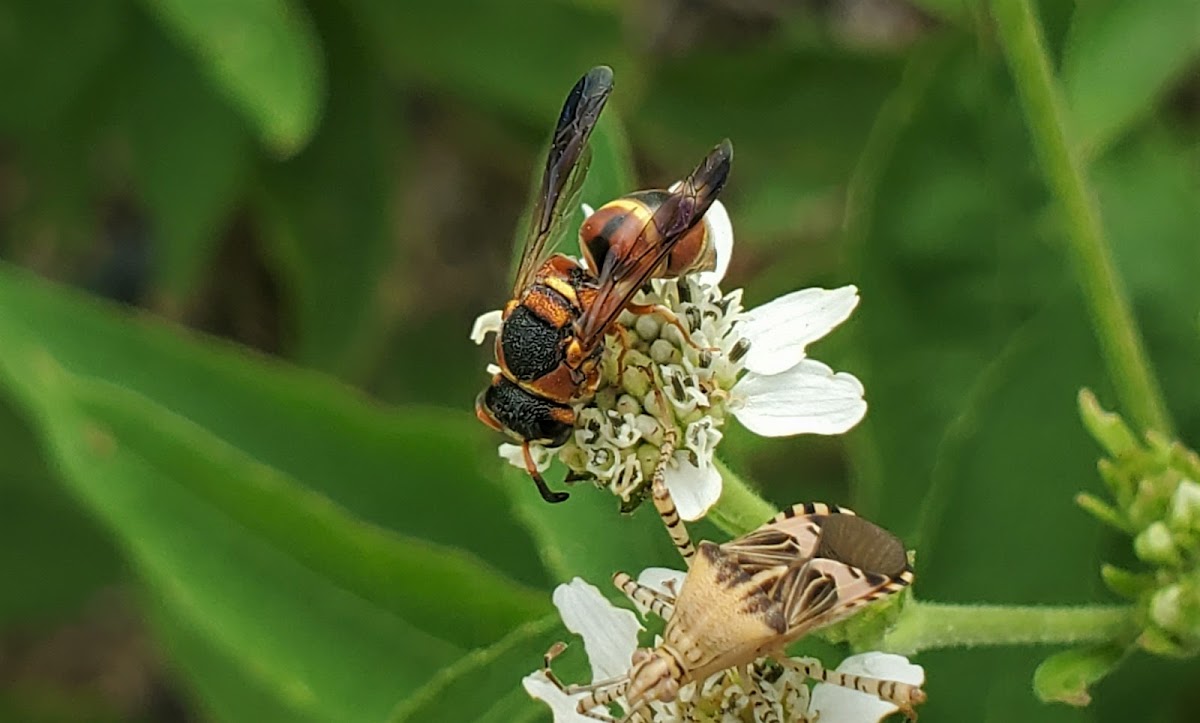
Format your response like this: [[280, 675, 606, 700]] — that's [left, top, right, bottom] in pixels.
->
[[613, 571, 676, 620], [649, 427, 696, 565], [777, 656, 926, 720]]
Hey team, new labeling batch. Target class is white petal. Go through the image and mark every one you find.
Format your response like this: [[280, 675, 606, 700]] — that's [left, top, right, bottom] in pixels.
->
[[696, 200, 733, 287], [731, 359, 866, 437], [636, 567, 687, 603], [553, 578, 641, 682], [470, 309, 504, 345], [662, 454, 723, 521], [523, 671, 600, 723], [581, 202, 595, 219], [739, 286, 859, 375], [498, 443, 551, 472], [809, 653, 925, 723]]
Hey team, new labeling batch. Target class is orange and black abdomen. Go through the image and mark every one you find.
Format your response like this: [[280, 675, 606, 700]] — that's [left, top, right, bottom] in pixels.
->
[[580, 190, 714, 278], [477, 376, 575, 447]]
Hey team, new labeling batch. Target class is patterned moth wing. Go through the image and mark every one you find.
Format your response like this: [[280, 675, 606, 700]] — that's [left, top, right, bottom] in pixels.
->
[[719, 503, 913, 641]]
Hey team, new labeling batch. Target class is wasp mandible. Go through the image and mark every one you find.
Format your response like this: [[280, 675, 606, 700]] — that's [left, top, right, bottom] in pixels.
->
[[474, 66, 733, 504]]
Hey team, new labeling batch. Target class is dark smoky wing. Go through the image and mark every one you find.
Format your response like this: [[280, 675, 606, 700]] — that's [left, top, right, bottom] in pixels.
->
[[575, 139, 733, 348], [511, 66, 614, 294]]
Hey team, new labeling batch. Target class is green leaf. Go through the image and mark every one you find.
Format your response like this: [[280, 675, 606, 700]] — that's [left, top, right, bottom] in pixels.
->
[[0, 264, 556, 718], [140, 0, 325, 156], [0, 398, 122, 625], [255, 1, 396, 375], [0, 262, 546, 589], [1063, 0, 1200, 158], [71, 375, 550, 648], [506, 466, 685, 586], [390, 614, 569, 723], [123, 19, 251, 302], [1034, 644, 1127, 706]]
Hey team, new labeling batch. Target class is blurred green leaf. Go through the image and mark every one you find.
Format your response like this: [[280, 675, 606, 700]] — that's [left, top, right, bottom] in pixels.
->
[[635, 48, 902, 245], [150, 597, 321, 723], [1063, 0, 1200, 158], [256, 1, 396, 375], [0, 399, 121, 625], [340, 0, 626, 123], [0, 263, 559, 718], [0, 261, 547, 589], [390, 614, 568, 723], [847, 49, 1114, 720], [1093, 129, 1200, 438], [1034, 644, 1127, 706], [140, 0, 325, 156], [123, 20, 251, 303], [0, 0, 125, 134], [71, 376, 548, 647], [506, 466, 684, 585]]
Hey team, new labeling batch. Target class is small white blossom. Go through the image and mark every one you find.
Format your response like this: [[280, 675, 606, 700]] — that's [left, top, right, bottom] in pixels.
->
[[473, 200, 866, 519], [525, 576, 924, 723]]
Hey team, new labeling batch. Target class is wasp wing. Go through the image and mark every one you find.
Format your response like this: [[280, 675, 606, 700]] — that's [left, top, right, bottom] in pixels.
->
[[511, 66, 613, 294], [574, 139, 733, 349]]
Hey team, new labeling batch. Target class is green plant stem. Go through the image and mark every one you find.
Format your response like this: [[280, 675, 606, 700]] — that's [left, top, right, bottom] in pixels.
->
[[991, 0, 1174, 436], [710, 458, 778, 536], [879, 600, 1134, 656]]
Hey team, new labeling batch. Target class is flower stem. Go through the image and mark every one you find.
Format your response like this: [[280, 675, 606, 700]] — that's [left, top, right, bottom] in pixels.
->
[[879, 600, 1135, 656], [991, 0, 1174, 436], [710, 458, 778, 536]]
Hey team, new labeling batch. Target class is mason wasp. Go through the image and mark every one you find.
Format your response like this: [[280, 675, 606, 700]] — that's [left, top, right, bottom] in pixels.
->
[[474, 66, 733, 503]]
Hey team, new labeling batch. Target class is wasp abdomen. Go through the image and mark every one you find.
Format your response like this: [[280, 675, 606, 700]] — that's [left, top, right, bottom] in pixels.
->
[[580, 190, 714, 278], [501, 295, 571, 382], [480, 376, 574, 446]]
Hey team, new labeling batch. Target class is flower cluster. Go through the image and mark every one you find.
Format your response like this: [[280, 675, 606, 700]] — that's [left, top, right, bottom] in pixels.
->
[[473, 200, 867, 520], [1077, 390, 1200, 656], [523, 578, 925, 723]]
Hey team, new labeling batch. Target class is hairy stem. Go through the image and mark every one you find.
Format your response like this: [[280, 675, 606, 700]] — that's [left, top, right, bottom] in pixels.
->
[[710, 458, 778, 537], [879, 600, 1134, 656], [991, 0, 1174, 435]]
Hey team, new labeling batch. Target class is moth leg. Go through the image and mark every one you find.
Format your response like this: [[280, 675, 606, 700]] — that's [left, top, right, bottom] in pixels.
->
[[776, 656, 926, 720], [573, 680, 629, 722], [742, 665, 781, 723], [612, 571, 676, 620], [649, 427, 697, 566]]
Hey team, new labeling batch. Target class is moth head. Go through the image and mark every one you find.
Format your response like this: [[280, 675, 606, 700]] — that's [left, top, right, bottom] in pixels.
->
[[626, 647, 681, 706]]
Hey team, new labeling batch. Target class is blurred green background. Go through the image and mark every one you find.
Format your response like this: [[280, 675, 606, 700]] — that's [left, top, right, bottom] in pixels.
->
[[0, 0, 1197, 721]]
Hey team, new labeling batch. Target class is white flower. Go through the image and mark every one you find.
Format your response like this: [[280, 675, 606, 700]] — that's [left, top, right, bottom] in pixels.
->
[[473, 200, 866, 520], [525, 576, 924, 723]]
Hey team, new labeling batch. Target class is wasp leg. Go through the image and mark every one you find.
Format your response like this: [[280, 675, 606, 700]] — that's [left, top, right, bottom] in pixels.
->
[[612, 571, 676, 620], [524, 442, 568, 503], [610, 323, 637, 378], [572, 680, 628, 722], [626, 302, 717, 353], [649, 428, 697, 566], [775, 656, 926, 721]]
